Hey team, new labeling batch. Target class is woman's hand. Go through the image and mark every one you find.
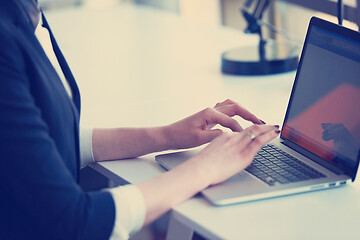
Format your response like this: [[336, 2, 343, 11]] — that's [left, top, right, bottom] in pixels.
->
[[136, 107, 278, 226], [185, 124, 280, 186], [165, 99, 265, 150], [93, 99, 266, 161], [137, 124, 278, 225]]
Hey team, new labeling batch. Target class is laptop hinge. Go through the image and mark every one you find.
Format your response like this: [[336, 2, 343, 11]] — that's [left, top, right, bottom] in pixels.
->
[[280, 139, 344, 175]]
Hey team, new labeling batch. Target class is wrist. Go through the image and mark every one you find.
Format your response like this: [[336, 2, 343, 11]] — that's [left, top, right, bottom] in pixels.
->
[[148, 126, 174, 152], [180, 155, 212, 190]]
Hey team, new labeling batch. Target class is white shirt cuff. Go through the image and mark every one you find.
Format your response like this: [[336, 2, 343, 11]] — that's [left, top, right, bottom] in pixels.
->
[[79, 127, 95, 168], [107, 185, 146, 240]]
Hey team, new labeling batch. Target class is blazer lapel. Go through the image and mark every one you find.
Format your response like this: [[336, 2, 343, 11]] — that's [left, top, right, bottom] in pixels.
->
[[40, 12, 81, 116]]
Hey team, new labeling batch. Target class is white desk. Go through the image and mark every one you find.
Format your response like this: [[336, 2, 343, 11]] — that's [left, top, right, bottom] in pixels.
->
[[46, 4, 360, 240]]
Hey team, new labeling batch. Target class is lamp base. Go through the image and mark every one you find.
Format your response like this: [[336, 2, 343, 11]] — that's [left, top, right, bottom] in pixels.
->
[[221, 40, 299, 76]]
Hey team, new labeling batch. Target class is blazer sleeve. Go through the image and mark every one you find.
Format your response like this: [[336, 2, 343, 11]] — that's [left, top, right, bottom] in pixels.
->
[[0, 26, 115, 240]]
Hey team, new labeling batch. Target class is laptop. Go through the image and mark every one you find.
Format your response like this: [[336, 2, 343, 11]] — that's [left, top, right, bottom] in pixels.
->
[[156, 17, 360, 206]]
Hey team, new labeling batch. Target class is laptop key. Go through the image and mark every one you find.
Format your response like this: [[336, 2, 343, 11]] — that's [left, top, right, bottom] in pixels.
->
[[247, 144, 326, 185], [264, 176, 276, 185], [274, 175, 290, 184]]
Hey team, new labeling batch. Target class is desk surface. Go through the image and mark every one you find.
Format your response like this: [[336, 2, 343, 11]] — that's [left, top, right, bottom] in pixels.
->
[[46, 4, 360, 240]]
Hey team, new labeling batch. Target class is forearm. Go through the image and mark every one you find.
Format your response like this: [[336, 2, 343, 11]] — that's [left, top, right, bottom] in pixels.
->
[[135, 157, 209, 225], [92, 127, 171, 161]]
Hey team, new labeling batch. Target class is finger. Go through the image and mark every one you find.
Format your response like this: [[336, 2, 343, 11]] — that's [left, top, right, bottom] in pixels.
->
[[242, 129, 280, 158], [215, 104, 264, 125], [204, 108, 243, 132], [198, 129, 223, 144], [214, 99, 237, 108], [213, 99, 266, 124], [244, 124, 280, 136], [238, 125, 279, 150], [232, 125, 279, 153]]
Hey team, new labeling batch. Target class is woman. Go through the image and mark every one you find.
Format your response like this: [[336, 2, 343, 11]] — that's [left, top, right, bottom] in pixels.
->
[[0, 0, 280, 239]]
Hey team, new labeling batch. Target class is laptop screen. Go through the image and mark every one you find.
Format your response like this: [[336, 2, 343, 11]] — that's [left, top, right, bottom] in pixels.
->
[[281, 20, 360, 179]]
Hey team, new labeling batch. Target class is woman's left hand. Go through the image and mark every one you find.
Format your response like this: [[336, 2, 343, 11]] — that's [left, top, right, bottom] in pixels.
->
[[164, 99, 265, 150]]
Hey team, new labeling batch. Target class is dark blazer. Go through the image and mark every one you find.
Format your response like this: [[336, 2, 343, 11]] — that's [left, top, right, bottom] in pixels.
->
[[0, 1, 115, 239]]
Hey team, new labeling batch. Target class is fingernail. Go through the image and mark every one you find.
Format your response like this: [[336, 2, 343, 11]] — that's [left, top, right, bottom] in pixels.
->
[[260, 119, 266, 124], [274, 125, 280, 128], [275, 130, 281, 134]]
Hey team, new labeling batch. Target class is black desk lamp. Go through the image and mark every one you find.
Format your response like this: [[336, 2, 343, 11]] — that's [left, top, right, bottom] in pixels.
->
[[221, 0, 299, 75]]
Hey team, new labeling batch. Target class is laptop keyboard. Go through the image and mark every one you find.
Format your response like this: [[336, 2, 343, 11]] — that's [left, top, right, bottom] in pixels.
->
[[245, 144, 326, 186]]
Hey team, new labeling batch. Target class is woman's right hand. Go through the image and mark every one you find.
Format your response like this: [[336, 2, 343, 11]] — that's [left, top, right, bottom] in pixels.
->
[[186, 124, 280, 187], [136, 124, 279, 226]]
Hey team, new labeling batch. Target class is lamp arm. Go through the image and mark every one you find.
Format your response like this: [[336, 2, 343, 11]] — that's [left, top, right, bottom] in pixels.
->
[[241, 0, 272, 34], [254, 0, 271, 19]]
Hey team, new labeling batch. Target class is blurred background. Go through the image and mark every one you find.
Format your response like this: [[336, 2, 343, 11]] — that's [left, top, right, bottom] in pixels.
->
[[40, 0, 359, 45]]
